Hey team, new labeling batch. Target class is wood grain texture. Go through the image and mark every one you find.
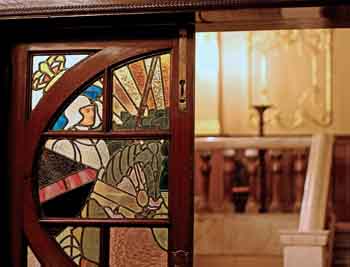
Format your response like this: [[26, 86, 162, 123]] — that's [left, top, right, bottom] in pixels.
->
[[332, 136, 350, 222], [0, 0, 348, 19]]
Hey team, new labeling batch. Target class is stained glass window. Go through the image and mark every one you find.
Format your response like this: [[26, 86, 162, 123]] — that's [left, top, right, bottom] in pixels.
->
[[110, 228, 168, 267], [27, 246, 41, 267], [112, 53, 170, 130], [50, 77, 104, 131], [31, 54, 89, 110], [30, 50, 174, 267], [53, 227, 100, 267], [38, 139, 169, 219]]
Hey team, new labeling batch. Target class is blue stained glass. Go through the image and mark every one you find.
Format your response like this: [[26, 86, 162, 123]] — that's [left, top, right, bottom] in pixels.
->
[[83, 85, 103, 100], [50, 81, 103, 131], [52, 115, 68, 131]]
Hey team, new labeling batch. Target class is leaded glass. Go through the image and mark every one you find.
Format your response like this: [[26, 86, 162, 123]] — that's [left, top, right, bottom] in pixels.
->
[[50, 77, 104, 131], [31, 54, 89, 110], [109, 228, 168, 267], [52, 227, 100, 266], [27, 246, 41, 267], [112, 53, 170, 130], [37, 138, 169, 219]]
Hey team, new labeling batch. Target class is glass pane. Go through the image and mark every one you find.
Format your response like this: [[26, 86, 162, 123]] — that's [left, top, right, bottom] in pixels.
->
[[112, 53, 170, 130], [31, 54, 90, 110], [27, 246, 41, 267], [110, 228, 168, 267], [37, 139, 169, 219], [50, 77, 104, 131], [51, 226, 100, 266]]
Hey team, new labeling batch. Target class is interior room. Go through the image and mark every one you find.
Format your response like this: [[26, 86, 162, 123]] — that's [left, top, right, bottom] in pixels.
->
[[193, 28, 350, 267]]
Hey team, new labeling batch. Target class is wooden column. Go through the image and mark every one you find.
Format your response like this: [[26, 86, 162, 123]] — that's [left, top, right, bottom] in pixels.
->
[[198, 151, 212, 212], [269, 150, 283, 212], [244, 149, 259, 212], [293, 149, 308, 212], [223, 149, 236, 212]]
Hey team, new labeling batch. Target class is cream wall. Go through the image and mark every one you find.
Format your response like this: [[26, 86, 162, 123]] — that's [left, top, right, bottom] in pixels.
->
[[195, 29, 350, 136], [195, 32, 221, 135]]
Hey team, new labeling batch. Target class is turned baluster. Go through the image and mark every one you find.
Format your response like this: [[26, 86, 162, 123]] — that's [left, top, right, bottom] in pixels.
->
[[269, 150, 283, 212], [293, 149, 308, 212], [223, 149, 236, 212], [244, 149, 259, 212], [199, 151, 212, 212]]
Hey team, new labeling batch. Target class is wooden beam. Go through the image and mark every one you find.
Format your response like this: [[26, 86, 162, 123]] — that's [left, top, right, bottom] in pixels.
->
[[0, 0, 349, 20]]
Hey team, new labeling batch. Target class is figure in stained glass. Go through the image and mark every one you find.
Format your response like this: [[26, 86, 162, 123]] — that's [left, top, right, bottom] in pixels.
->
[[51, 79, 103, 131], [38, 138, 169, 266]]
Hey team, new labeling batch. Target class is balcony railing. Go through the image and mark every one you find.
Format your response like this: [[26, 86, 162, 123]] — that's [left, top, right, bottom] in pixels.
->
[[195, 136, 312, 213]]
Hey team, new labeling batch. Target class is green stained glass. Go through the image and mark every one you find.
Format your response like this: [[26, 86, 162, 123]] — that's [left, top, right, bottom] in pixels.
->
[[31, 54, 89, 110], [112, 53, 170, 130], [37, 138, 169, 219], [54, 227, 100, 266], [50, 77, 103, 131], [109, 228, 168, 267]]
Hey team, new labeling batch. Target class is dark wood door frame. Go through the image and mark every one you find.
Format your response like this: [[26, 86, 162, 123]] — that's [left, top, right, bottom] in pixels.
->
[[6, 17, 195, 267]]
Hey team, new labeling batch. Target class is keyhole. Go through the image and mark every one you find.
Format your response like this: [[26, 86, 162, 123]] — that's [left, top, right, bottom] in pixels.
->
[[179, 80, 186, 102]]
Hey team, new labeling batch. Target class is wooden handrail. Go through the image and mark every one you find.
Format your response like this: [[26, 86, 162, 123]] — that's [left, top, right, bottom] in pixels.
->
[[195, 136, 311, 151], [299, 134, 334, 231]]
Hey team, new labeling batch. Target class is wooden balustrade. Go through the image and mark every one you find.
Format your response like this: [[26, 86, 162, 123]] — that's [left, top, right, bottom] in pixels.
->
[[195, 137, 311, 214], [197, 151, 212, 212]]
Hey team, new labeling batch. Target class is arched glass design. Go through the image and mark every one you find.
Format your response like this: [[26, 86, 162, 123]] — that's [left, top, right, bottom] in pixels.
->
[[31, 54, 90, 110], [28, 51, 174, 267]]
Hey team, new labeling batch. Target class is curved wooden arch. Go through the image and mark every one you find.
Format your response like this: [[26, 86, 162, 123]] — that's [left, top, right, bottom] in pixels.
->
[[24, 41, 174, 266]]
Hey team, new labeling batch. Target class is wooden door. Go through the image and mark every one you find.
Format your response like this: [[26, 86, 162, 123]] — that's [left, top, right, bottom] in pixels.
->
[[10, 33, 194, 267]]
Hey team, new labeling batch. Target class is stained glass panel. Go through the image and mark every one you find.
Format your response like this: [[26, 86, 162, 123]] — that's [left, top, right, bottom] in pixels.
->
[[31, 54, 89, 110], [50, 226, 100, 266], [112, 53, 170, 130], [50, 77, 103, 131], [109, 228, 168, 267], [37, 139, 169, 219], [27, 246, 41, 267]]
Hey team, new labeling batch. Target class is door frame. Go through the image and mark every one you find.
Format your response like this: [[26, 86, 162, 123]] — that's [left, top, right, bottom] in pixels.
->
[[5, 15, 195, 267]]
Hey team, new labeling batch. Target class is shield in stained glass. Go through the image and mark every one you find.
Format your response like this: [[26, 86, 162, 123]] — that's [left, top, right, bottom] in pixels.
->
[[31, 54, 90, 110], [112, 53, 171, 130], [50, 77, 103, 131], [37, 138, 169, 219]]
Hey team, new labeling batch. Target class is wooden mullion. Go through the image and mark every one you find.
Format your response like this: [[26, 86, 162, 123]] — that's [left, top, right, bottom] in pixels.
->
[[99, 227, 110, 267], [102, 68, 108, 132], [42, 130, 171, 139], [105, 67, 113, 132], [40, 218, 170, 227]]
